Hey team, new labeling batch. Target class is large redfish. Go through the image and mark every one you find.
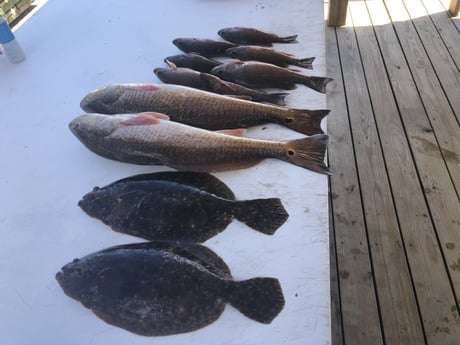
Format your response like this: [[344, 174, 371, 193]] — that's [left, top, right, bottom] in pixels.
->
[[80, 83, 329, 136], [69, 112, 331, 175]]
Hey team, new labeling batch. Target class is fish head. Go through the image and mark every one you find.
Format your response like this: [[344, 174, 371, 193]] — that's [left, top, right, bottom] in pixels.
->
[[78, 186, 114, 220], [172, 38, 189, 51], [225, 47, 240, 58], [56, 258, 98, 305], [210, 61, 240, 79], [69, 114, 120, 144], [80, 85, 127, 113], [153, 67, 172, 81]]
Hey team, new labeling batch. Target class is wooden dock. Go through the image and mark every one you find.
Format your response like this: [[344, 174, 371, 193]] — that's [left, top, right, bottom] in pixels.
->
[[326, 0, 460, 344]]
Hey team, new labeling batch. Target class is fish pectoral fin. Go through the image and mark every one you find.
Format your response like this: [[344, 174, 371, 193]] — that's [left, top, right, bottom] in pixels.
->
[[216, 128, 247, 137], [120, 113, 170, 126]]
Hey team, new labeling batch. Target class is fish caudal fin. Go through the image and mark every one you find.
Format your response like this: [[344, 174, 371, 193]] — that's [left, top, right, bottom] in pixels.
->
[[225, 278, 285, 324], [285, 134, 331, 175], [279, 35, 298, 43], [301, 76, 334, 94], [263, 92, 289, 106], [294, 57, 315, 69], [284, 109, 329, 135], [233, 198, 288, 235]]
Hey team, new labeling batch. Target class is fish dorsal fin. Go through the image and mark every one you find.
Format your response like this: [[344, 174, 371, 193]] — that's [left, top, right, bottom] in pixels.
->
[[120, 112, 170, 126], [126, 84, 160, 91], [217, 128, 247, 137], [165, 59, 178, 70]]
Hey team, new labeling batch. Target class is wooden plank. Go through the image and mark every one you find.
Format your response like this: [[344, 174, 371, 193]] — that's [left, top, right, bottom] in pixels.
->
[[352, 2, 460, 345], [419, 0, 460, 71], [449, 0, 460, 16], [326, 22, 384, 345], [383, 0, 460, 193], [328, 0, 349, 26], [439, 0, 460, 30], [367, 1, 460, 343], [402, 0, 460, 122], [335, 5, 426, 344]]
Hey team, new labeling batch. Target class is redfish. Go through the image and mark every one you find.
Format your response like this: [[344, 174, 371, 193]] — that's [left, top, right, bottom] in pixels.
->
[[69, 112, 331, 174], [80, 83, 328, 135]]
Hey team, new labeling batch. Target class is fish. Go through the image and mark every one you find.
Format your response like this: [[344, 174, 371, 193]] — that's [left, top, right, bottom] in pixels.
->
[[226, 46, 315, 69], [154, 65, 204, 90], [154, 62, 289, 106], [69, 112, 331, 175], [211, 61, 333, 93], [79, 171, 289, 242], [80, 83, 329, 135], [218, 27, 298, 46], [163, 53, 222, 73], [172, 38, 236, 57], [56, 241, 285, 336]]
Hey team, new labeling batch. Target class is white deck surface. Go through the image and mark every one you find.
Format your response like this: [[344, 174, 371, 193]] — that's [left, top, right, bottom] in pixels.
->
[[0, 0, 330, 344]]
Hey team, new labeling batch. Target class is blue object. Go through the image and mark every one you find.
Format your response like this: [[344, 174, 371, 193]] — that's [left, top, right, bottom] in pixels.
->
[[0, 18, 15, 44]]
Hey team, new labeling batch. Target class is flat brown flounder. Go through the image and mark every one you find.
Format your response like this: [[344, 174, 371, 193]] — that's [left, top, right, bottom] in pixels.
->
[[79, 171, 289, 242], [56, 241, 285, 336], [69, 112, 331, 175]]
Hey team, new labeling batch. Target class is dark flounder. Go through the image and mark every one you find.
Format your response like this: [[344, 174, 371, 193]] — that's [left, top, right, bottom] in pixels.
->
[[79, 172, 289, 242], [56, 241, 285, 336]]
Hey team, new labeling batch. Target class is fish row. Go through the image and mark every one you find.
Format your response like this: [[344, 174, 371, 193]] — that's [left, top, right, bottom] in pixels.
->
[[161, 27, 333, 97], [58, 26, 326, 338]]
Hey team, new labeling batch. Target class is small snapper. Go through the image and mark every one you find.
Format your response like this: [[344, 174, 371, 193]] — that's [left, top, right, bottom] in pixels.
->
[[69, 112, 331, 174], [211, 60, 333, 93], [163, 53, 222, 73], [173, 38, 236, 57], [154, 63, 289, 106], [218, 27, 298, 46], [79, 171, 289, 242], [56, 241, 285, 336], [226, 46, 315, 69], [80, 83, 328, 135]]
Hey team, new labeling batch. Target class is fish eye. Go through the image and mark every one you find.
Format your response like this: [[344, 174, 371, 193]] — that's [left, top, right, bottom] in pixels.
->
[[287, 149, 295, 156]]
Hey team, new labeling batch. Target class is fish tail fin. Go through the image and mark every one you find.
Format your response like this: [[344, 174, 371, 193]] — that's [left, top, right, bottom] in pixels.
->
[[264, 92, 289, 106], [283, 108, 330, 135], [279, 34, 298, 43], [233, 198, 288, 235], [285, 134, 331, 175], [225, 278, 285, 324], [294, 57, 315, 69], [300, 76, 334, 94]]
